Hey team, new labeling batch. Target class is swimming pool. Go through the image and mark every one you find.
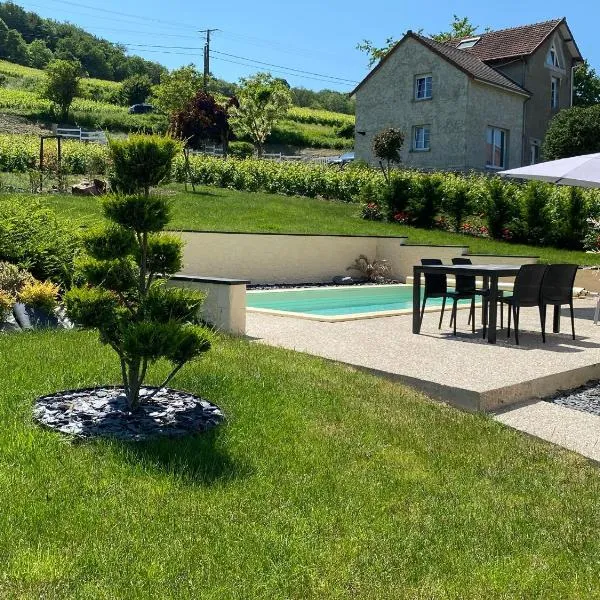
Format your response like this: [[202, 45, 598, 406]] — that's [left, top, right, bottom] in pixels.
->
[[247, 284, 470, 321]]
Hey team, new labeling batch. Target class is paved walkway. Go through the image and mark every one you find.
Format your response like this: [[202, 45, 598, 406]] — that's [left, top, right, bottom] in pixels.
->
[[247, 297, 600, 461]]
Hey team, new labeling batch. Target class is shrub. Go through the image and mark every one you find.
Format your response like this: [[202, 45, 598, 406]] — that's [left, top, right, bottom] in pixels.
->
[[382, 171, 412, 220], [543, 104, 600, 160], [0, 261, 34, 297], [372, 128, 404, 183], [485, 177, 515, 240], [408, 175, 443, 229], [0, 289, 12, 318], [18, 279, 59, 312], [442, 177, 473, 232], [108, 134, 182, 196], [228, 141, 254, 158], [347, 255, 391, 282], [335, 122, 355, 138], [548, 186, 588, 249], [520, 181, 553, 244]]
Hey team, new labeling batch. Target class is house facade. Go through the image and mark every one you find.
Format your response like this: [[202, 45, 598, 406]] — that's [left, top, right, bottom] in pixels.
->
[[352, 19, 582, 171]]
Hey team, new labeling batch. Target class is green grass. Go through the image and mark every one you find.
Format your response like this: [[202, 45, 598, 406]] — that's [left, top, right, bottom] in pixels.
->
[[32, 185, 598, 265], [1, 329, 600, 598]]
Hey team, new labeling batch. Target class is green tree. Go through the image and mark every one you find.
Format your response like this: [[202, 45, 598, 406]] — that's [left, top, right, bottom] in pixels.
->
[[542, 104, 600, 159], [119, 74, 153, 106], [28, 38, 53, 68], [65, 134, 211, 411], [151, 65, 203, 117], [357, 16, 480, 68], [5, 28, 29, 64], [41, 59, 81, 120], [0, 18, 8, 55], [229, 72, 293, 156], [372, 127, 404, 184], [573, 60, 600, 107]]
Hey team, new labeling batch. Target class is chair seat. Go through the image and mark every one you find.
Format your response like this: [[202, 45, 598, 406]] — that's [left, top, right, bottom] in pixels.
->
[[500, 295, 539, 308]]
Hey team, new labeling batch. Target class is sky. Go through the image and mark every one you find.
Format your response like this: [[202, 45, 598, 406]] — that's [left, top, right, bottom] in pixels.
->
[[17, 0, 600, 92]]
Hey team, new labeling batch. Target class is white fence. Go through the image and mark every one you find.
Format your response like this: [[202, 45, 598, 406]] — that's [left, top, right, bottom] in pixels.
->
[[53, 126, 107, 144], [190, 146, 333, 164]]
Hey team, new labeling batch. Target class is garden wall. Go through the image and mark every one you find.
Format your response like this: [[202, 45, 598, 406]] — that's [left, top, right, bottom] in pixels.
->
[[177, 231, 538, 284]]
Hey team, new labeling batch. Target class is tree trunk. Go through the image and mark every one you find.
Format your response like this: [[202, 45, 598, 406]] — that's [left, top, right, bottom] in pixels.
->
[[126, 360, 142, 411]]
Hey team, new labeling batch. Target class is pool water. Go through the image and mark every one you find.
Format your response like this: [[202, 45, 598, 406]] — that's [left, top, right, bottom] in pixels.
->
[[247, 284, 467, 318]]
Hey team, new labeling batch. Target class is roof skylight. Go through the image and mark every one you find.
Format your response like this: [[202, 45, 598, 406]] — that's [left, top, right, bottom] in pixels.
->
[[457, 37, 481, 49]]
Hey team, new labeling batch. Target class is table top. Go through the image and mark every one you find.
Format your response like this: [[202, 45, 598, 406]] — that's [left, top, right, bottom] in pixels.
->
[[414, 264, 522, 276]]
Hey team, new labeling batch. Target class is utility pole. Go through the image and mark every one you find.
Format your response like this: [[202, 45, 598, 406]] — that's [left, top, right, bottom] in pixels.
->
[[199, 28, 219, 91]]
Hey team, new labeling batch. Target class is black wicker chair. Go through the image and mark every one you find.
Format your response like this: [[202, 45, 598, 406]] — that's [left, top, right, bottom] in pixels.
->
[[500, 264, 547, 345], [420, 258, 476, 335], [539, 264, 578, 343]]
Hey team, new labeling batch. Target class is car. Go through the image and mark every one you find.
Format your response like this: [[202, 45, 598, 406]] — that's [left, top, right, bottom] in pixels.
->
[[325, 151, 355, 166], [128, 103, 154, 114]]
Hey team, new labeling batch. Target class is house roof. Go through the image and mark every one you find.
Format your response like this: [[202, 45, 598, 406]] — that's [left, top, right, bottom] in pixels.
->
[[350, 31, 530, 97], [447, 18, 580, 63]]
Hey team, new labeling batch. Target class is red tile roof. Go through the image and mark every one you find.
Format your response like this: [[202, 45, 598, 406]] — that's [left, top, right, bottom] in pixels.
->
[[448, 19, 563, 62]]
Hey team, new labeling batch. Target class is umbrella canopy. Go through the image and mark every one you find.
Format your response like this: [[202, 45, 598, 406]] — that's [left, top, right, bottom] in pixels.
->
[[499, 153, 600, 188]]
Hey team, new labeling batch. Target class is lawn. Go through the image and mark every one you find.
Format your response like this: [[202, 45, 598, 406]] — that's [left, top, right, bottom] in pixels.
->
[[2, 329, 600, 598], [33, 184, 598, 265]]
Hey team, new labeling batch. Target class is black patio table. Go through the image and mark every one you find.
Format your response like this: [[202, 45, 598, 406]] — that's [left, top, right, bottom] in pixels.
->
[[412, 263, 522, 344]]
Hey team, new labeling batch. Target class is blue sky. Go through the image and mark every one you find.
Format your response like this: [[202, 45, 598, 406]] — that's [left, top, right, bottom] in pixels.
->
[[19, 0, 599, 91]]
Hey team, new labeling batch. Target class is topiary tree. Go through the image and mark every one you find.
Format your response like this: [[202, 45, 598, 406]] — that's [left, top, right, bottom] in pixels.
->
[[108, 134, 181, 197], [65, 135, 211, 411], [372, 128, 404, 185]]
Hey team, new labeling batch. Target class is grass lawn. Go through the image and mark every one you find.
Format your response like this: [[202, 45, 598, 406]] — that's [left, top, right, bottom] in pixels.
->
[[2, 330, 600, 598], [22, 184, 598, 265]]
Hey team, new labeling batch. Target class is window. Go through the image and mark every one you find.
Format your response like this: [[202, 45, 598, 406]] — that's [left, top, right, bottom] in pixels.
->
[[415, 75, 432, 100], [551, 77, 560, 109], [413, 125, 430, 151], [546, 44, 560, 68], [457, 37, 480, 50], [530, 143, 540, 165], [486, 127, 506, 168]]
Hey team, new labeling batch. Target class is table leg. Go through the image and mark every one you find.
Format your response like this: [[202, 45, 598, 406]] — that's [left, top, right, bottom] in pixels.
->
[[553, 305, 560, 333], [482, 275, 490, 325], [487, 276, 499, 344], [413, 267, 422, 334]]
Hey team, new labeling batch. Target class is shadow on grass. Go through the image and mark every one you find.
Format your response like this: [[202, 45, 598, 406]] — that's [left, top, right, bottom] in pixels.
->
[[114, 427, 252, 486]]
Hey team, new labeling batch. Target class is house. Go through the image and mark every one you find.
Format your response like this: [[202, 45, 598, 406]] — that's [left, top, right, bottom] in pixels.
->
[[352, 19, 583, 171]]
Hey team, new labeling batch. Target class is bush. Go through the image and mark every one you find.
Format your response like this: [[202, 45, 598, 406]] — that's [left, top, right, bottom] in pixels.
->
[[18, 279, 59, 312], [0, 196, 81, 285], [408, 175, 443, 229], [0, 289, 12, 318], [543, 105, 600, 160], [442, 177, 472, 232], [381, 171, 411, 220], [108, 134, 182, 196], [228, 141, 254, 158], [0, 261, 34, 297], [520, 181, 553, 244]]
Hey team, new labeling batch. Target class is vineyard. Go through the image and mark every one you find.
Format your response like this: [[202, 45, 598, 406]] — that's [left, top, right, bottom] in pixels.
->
[[0, 59, 354, 148]]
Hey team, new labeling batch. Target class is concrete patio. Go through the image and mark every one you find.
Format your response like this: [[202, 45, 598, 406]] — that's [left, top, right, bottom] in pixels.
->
[[247, 297, 600, 460]]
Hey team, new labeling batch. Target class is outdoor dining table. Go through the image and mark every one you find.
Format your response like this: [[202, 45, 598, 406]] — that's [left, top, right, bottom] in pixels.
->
[[412, 263, 522, 344]]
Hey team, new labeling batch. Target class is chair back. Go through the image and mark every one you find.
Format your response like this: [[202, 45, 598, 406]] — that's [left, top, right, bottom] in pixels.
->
[[513, 264, 547, 304], [451, 257, 475, 293], [421, 258, 447, 296], [540, 264, 578, 305]]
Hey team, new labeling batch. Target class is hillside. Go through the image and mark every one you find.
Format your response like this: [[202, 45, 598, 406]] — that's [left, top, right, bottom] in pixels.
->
[[0, 59, 354, 150]]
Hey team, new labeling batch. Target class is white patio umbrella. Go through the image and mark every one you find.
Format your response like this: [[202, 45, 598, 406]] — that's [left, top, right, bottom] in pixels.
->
[[499, 153, 600, 188]]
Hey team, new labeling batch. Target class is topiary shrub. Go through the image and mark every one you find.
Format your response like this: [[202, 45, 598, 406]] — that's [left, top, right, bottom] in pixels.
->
[[65, 135, 211, 411], [108, 134, 182, 196]]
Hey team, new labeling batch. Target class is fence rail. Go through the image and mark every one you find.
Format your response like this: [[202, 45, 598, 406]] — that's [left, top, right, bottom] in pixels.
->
[[53, 126, 107, 144], [190, 146, 335, 164]]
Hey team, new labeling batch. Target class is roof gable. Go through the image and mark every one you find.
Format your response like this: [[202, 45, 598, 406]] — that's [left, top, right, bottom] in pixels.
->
[[351, 31, 530, 97]]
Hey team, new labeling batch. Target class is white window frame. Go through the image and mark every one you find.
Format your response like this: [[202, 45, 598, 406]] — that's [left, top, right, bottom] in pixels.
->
[[414, 74, 432, 100], [530, 142, 540, 165], [547, 44, 560, 68], [486, 127, 507, 169], [551, 76, 560, 109], [413, 125, 431, 151]]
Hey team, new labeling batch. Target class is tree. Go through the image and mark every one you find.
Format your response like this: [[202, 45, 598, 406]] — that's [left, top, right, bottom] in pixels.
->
[[170, 90, 233, 150], [28, 38, 53, 68], [229, 72, 292, 156], [357, 16, 480, 68], [41, 59, 81, 120], [119, 74, 153, 106], [542, 104, 600, 160], [5, 28, 29, 64], [0, 19, 8, 55], [151, 65, 203, 117], [573, 60, 600, 107], [372, 127, 404, 184], [65, 134, 211, 411]]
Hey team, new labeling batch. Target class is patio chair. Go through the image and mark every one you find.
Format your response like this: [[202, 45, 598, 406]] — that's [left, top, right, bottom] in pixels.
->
[[539, 264, 578, 343], [420, 258, 476, 335], [499, 264, 547, 345], [451, 257, 504, 336]]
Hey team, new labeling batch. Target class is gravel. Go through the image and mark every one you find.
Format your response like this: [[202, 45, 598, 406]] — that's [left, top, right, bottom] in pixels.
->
[[547, 380, 600, 417]]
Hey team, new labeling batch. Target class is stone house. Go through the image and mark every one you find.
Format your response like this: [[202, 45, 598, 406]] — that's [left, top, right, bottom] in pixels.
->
[[352, 19, 582, 171]]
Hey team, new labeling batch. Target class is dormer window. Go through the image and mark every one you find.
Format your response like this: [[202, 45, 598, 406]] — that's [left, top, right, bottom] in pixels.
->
[[547, 44, 560, 68], [457, 37, 480, 50]]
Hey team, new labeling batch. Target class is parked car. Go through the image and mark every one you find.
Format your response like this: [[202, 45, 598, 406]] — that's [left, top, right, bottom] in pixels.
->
[[128, 103, 154, 114], [326, 151, 355, 166]]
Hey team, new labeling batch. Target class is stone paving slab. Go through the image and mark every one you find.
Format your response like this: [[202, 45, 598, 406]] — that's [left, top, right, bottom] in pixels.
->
[[246, 298, 600, 411]]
